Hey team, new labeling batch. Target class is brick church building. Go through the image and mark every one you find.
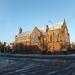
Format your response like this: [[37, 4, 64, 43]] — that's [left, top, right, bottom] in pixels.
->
[[13, 19, 70, 53]]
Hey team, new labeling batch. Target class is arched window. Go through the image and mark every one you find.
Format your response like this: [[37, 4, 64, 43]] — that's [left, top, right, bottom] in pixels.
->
[[47, 34, 49, 43], [57, 33, 59, 42], [33, 33, 38, 42], [50, 35, 52, 43]]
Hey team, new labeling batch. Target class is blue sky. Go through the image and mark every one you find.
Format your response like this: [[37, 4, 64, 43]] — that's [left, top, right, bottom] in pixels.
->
[[0, 0, 75, 43]]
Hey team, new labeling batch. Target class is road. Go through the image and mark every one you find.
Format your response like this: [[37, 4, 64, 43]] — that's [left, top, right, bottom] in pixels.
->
[[0, 54, 75, 75]]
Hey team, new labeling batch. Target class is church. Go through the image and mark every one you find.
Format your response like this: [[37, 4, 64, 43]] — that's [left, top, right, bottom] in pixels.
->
[[14, 19, 70, 53]]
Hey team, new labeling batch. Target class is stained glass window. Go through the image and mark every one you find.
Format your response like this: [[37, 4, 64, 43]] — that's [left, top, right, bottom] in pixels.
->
[[33, 33, 38, 42]]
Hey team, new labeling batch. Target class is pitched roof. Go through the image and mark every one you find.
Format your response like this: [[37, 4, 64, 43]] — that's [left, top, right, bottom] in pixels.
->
[[17, 31, 31, 37], [49, 22, 63, 30], [34, 27, 42, 33], [38, 27, 46, 35]]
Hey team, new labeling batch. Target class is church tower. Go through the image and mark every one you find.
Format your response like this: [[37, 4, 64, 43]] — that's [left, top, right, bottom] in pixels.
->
[[19, 27, 22, 34]]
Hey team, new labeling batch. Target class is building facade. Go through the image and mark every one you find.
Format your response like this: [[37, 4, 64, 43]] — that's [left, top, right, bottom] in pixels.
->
[[30, 27, 44, 51], [46, 20, 70, 53], [14, 27, 31, 46], [14, 20, 70, 53]]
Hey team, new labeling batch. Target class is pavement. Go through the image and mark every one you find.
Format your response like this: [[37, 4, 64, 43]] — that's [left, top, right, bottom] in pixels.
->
[[0, 54, 75, 75]]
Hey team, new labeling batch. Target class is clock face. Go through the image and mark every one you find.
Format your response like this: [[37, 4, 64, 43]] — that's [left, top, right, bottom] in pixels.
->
[[33, 33, 38, 42]]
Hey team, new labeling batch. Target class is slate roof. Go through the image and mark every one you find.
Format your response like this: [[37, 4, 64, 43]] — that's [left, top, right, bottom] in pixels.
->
[[49, 22, 63, 30], [17, 31, 31, 37]]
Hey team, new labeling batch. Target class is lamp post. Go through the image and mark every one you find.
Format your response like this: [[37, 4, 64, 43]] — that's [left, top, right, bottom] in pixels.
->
[[4, 42, 6, 53]]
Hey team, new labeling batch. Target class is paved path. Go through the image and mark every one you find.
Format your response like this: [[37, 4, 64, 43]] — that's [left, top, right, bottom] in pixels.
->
[[0, 54, 75, 75]]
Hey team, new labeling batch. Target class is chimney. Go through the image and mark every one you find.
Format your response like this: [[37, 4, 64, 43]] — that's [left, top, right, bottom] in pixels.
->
[[46, 25, 49, 32]]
